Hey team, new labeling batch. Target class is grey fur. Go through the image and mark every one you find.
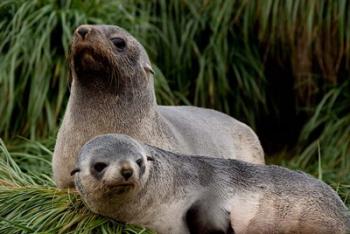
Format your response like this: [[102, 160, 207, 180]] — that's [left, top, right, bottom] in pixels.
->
[[52, 24, 264, 188], [74, 134, 350, 234]]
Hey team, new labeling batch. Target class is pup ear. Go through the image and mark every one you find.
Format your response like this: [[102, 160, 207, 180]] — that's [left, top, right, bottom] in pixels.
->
[[70, 168, 80, 176], [143, 63, 154, 75], [146, 155, 154, 161]]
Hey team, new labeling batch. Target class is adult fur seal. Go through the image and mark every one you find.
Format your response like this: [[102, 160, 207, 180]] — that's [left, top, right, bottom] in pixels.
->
[[72, 134, 350, 234], [53, 24, 264, 188]]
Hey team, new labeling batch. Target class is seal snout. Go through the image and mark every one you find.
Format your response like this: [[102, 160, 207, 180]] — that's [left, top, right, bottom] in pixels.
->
[[121, 167, 133, 181], [76, 25, 91, 40], [119, 160, 136, 182]]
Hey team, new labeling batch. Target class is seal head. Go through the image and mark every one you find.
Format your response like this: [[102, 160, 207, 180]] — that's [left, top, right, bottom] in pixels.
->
[[70, 24, 154, 92]]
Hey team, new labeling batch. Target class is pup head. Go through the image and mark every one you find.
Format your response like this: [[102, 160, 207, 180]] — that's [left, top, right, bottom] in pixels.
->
[[71, 134, 153, 213]]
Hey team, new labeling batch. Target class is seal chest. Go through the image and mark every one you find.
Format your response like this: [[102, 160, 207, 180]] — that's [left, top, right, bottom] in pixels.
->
[[72, 134, 350, 234], [53, 24, 265, 188]]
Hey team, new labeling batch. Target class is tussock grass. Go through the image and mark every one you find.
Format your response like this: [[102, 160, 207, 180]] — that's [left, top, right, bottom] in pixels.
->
[[2, 0, 350, 139], [292, 81, 350, 194], [0, 139, 153, 233]]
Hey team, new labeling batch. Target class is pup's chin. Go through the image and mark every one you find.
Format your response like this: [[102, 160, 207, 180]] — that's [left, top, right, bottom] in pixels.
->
[[113, 184, 135, 195]]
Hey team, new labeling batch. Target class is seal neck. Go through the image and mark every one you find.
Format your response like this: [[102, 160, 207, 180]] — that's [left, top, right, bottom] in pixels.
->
[[68, 77, 157, 129]]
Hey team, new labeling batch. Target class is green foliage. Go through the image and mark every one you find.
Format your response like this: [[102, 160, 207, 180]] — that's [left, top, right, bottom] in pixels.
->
[[294, 81, 350, 186], [0, 139, 153, 233]]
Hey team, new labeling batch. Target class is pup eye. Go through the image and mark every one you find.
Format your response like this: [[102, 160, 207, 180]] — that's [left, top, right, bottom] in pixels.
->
[[111, 37, 126, 50], [136, 159, 143, 167], [94, 162, 108, 173]]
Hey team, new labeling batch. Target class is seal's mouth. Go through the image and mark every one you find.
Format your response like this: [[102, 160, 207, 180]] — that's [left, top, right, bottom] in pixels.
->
[[115, 184, 134, 188], [72, 45, 109, 73], [104, 182, 135, 189], [69, 42, 122, 93], [104, 182, 136, 195]]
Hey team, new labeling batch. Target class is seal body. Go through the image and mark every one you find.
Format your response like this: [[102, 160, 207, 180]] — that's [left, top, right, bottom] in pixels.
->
[[73, 134, 350, 234], [53, 24, 264, 188]]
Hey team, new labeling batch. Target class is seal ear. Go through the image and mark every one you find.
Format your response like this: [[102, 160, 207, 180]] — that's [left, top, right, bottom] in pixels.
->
[[143, 63, 154, 75], [70, 168, 80, 176]]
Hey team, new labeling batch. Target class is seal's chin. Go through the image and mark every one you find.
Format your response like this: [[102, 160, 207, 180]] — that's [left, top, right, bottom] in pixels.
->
[[73, 49, 103, 73], [79, 53, 96, 68]]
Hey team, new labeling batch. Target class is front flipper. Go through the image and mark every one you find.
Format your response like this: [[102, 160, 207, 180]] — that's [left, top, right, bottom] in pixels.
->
[[185, 199, 234, 234]]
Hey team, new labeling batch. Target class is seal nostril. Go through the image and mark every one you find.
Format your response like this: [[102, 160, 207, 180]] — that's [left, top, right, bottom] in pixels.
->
[[121, 169, 133, 180], [94, 162, 108, 173], [77, 27, 89, 39]]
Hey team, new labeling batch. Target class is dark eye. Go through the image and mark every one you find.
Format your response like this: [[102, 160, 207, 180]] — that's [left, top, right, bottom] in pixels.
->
[[94, 162, 108, 173], [136, 159, 143, 167], [111, 37, 126, 50]]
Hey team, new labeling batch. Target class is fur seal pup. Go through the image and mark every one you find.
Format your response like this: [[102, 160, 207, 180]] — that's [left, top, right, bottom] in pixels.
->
[[72, 134, 350, 234], [53, 24, 264, 188]]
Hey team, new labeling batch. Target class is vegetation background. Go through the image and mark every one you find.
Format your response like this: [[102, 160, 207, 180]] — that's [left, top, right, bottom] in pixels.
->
[[0, 0, 349, 233]]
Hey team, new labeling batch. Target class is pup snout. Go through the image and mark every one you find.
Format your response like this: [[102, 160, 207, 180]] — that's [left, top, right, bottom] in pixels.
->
[[121, 168, 133, 181]]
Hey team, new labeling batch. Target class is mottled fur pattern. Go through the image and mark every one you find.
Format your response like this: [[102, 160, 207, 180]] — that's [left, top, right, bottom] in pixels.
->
[[74, 134, 350, 234], [53, 24, 264, 188]]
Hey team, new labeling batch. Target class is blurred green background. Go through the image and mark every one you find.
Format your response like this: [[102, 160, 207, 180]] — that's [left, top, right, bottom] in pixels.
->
[[0, 0, 349, 233]]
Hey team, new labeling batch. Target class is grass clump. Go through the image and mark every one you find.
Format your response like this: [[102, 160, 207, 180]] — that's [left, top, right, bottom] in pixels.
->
[[292, 81, 350, 197], [0, 139, 153, 234]]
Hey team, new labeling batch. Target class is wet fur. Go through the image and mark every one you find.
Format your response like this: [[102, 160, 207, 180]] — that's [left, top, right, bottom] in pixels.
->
[[74, 134, 350, 234]]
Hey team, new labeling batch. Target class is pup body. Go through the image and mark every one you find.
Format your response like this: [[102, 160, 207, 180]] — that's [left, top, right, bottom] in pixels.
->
[[74, 134, 350, 234], [53, 24, 264, 188]]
